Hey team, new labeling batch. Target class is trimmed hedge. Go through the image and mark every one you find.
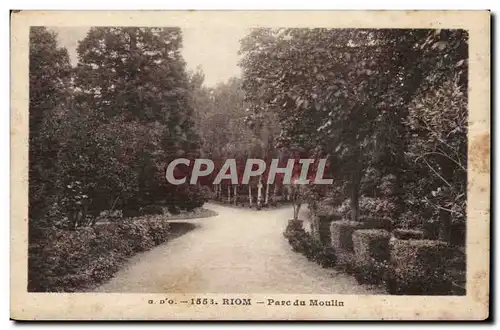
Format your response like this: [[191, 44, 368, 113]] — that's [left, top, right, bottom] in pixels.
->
[[351, 229, 391, 285], [334, 250, 357, 274], [28, 215, 171, 292], [353, 258, 390, 285], [330, 218, 392, 252], [393, 228, 425, 240], [353, 229, 391, 262], [386, 239, 455, 295], [330, 221, 368, 251]]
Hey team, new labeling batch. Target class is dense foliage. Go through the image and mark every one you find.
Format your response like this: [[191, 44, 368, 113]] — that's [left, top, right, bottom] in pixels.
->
[[239, 28, 468, 244], [29, 27, 205, 233], [190, 74, 291, 207], [28, 215, 171, 292]]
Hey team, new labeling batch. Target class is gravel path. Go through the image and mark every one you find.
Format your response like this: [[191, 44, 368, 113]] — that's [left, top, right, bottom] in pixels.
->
[[96, 203, 385, 294]]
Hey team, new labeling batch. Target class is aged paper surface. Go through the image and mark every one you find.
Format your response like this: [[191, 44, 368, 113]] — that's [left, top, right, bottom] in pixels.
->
[[11, 10, 490, 320]]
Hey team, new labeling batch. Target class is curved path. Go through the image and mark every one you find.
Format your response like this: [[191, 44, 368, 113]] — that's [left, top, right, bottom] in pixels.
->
[[96, 203, 385, 294]]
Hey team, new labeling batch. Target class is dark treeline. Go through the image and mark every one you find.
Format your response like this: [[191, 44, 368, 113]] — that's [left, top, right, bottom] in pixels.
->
[[29, 27, 206, 234]]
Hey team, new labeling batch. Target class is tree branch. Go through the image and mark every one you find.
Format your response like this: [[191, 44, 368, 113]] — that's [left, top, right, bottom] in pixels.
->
[[420, 157, 453, 188], [417, 151, 466, 172]]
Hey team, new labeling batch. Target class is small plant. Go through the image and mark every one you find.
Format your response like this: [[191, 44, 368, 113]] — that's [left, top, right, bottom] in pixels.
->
[[284, 221, 337, 268], [353, 258, 390, 285]]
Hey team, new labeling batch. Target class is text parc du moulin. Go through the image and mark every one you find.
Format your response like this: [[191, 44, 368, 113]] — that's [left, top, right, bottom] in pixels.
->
[[266, 299, 344, 307]]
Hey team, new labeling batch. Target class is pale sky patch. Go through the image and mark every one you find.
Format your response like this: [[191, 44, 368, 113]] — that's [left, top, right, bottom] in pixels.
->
[[49, 26, 247, 87]]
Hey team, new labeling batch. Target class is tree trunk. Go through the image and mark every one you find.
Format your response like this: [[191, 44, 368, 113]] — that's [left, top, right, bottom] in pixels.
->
[[264, 182, 270, 206], [233, 185, 238, 205], [439, 209, 451, 243], [257, 176, 263, 210], [312, 213, 321, 241], [350, 165, 362, 222], [248, 184, 253, 207], [272, 183, 278, 205], [295, 203, 302, 221]]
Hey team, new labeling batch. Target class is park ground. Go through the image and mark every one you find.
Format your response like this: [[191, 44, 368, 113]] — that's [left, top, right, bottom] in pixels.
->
[[96, 203, 385, 294]]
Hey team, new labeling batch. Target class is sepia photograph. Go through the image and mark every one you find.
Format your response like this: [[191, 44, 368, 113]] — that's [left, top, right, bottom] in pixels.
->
[[10, 10, 490, 320]]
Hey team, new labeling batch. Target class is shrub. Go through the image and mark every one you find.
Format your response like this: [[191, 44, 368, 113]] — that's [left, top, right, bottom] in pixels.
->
[[387, 239, 455, 295], [28, 215, 172, 292], [352, 229, 391, 262], [337, 197, 398, 220], [350, 229, 391, 286], [393, 228, 425, 240], [359, 216, 393, 231], [116, 221, 156, 253], [302, 236, 323, 261], [315, 246, 337, 268], [444, 248, 466, 295], [334, 250, 357, 274], [284, 220, 336, 268], [385, 262, 454, 295], [144, 216, 171, 245], [139, 204, 164, 215], [353, 258, 390, 285], [330, 221, 369, 251]]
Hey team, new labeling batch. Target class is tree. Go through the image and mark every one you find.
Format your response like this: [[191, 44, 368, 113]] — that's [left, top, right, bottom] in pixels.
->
[[406, 76, 467, 242], [68, 27, 202, 217], [191, 76, 264, 204], [29, 27, 72, 221], [239, 27, 468, 236], [240, 28, 388, 220]]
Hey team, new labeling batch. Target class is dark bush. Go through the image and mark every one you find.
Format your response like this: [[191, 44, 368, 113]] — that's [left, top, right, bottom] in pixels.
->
[[330, 221, 369, 251], [145, 217, 171, 245], [316, 213, 341, 245], [284, 220, 337, 268], [353, 229, 391, 262], [393, 228, 425, 240], [139, 204, 164, 215], [315, 246, 337, 268], [28, 215, 171, 292], [359, 216, 393, 232], [353, 258, 390, 285], [384, 263, 454, 295], [386, 239, 455, 295], [334, 250, 357, 275]]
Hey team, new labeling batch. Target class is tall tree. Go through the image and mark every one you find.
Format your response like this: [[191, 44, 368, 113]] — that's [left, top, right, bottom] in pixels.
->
[[29, 27, 72, 220], [239, 27, 468, 230], [71, 27, 202, 216]]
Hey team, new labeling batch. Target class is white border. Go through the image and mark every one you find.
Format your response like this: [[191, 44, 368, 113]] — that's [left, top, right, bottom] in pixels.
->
[[4, 1, 497, 328]]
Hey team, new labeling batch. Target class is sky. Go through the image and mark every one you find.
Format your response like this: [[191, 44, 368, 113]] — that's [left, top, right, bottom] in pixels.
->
[[51, 27, 248, 87]]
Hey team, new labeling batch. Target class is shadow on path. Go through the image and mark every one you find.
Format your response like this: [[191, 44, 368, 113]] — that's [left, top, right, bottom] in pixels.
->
[[168, 222, 199, 240]]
